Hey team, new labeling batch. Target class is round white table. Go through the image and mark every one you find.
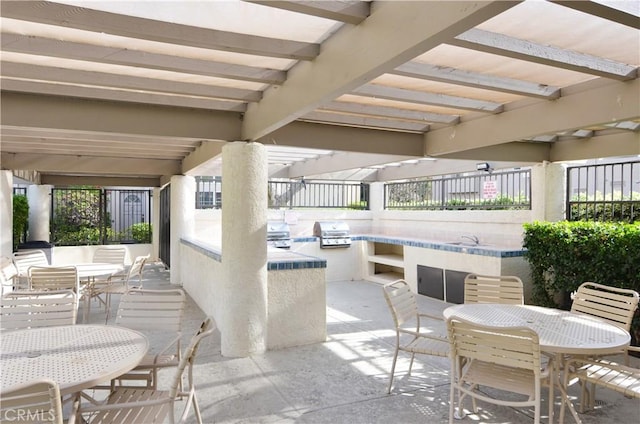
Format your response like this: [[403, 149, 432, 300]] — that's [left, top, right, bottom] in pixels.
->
[[0, 324, 148, 396], [443, 303, 631, 423], [443, 304, 630, 355]]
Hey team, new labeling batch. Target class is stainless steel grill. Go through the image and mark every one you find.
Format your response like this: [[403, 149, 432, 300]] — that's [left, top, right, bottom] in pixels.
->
[[267, 221, 291, 249], [313, 221, 351, 249]]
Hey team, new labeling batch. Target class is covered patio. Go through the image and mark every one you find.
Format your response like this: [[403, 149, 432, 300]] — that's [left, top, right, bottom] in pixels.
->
[[2, 0, 638, 351], [1, 1, 639, 413]]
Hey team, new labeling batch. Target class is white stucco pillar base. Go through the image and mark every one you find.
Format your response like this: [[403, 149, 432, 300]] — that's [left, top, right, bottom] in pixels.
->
[[221, 142, 268, 357], [531, 162, 566, 222], [170, 176, 195, 285], [0, 171, 13, 257], [27, 185, 53, 242]]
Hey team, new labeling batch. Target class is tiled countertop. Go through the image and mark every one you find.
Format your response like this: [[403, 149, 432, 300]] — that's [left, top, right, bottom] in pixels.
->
[[293, 234, 526, 258], [181, 238, 327, 270]]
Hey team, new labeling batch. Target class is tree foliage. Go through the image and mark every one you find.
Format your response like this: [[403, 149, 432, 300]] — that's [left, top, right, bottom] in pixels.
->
[[12, 194, 29, 251]]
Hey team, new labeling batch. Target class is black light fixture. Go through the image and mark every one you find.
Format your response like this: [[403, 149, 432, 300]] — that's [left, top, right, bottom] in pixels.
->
[[476, 162, 492, 172]]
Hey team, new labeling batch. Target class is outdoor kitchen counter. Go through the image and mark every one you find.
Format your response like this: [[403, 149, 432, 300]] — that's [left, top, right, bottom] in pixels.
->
[[180, 238, 327, 351], [348, 234, 526, 258], [290, 234, 525, 257], [180, 238, 328, 269]]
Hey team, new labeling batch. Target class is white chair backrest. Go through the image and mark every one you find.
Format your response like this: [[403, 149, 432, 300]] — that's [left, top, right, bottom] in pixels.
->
[[1, 256, 18, 295], [0, 290, 78, 331], [125, 254, 150, 286], [0, 378, 64, 424], [93, 247, 126, 265], [12, 250, 49, 275], [28, 266, 79, 293], [447, 316, 541, 374], [464, 274, 524, 305], [383, 279, 419, 329], [169, 318, 216, 399], [115, 288, 186, 333], [571, 282, 639, 332]]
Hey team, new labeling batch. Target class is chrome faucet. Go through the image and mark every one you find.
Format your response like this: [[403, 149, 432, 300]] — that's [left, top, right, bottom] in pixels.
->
[[461, 235, 479, 245]]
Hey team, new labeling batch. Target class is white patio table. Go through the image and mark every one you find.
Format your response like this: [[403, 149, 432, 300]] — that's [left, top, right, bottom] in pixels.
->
[[66, 263, 125, 323], [443, 303, 631, 424], [0, 324, 148, 397]]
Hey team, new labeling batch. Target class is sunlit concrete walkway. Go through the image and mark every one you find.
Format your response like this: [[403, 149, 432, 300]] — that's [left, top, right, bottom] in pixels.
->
[[82, 262, 639, 424]]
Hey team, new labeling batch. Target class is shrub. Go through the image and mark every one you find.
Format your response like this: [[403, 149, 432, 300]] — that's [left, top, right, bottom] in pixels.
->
[[12, 194, 29, 251], [523, 221, 640, 345], [128, 223, 152, 243], [569, 191, 640, 222], [347, 201, 368, 210]]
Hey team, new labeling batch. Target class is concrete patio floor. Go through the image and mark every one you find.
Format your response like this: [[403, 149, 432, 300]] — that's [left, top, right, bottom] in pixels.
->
[[82, 262, 640, 424]]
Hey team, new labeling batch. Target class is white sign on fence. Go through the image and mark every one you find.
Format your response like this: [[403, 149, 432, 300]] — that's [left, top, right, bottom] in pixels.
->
[[483, 180, 498, 199]]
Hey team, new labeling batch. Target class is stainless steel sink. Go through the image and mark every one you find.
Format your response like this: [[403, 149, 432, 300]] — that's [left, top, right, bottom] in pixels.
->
[[444, 241, 489, 247]]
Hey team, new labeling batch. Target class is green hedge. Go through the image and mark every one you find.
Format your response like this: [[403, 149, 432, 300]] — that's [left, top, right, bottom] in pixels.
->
[[523, 221, 640, 344]]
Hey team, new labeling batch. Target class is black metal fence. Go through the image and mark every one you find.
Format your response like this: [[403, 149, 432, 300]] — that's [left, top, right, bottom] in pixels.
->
[[12, 187, 27, 196], [384, 169, 531, 210], [195, 176, 222, 209], [195, 177, 369, 210], [268, 180, 368, 209], [566, 160, 640, 222], [159, 185, 170, 267], [51, 188, 152, 245]]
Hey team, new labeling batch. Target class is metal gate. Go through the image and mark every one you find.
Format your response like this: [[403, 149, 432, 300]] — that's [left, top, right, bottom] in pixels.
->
[[159, 184, 171, 267], [50, 188, 151, 245]]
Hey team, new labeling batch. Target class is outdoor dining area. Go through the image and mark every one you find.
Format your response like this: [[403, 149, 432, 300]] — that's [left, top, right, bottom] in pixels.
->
[[1, 253, 639, 424]]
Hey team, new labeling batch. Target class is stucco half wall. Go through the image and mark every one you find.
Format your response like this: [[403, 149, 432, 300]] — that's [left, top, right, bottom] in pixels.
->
[[180, 239, 327, 351]]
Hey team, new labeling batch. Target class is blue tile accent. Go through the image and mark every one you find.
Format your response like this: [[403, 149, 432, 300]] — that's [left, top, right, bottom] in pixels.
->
[[183, 233, 524, 264], [181, 238, 222, 262], [182, 238, 327, 270], [306, 235, 525, 258]]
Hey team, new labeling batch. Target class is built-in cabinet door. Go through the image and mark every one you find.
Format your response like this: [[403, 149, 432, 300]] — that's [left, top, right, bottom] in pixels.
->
[[444, 269, 467, 304], [417, 265, 444, 301]]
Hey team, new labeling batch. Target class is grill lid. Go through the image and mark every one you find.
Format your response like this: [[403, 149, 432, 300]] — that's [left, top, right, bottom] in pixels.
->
[[267, 221, 291, 249], [313, 221, 350, 238], [313, 221, 351, 248]]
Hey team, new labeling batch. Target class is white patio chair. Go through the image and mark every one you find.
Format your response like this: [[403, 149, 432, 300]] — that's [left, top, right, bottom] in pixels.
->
[[99, 254, 150, 323], [85, 247, 128, 317], [382, 279, 449, 394], [569, 282, 639, 409], [0, 379, 65, 424], [12, 249, 49, 289], [0, 289, 78, 330], [110, 287, 187, 389], [463, 274, 524, 305], [92, 246, 127, 266], [565, 345, 640, 413], [77, 317, 215, 424], [571, 282, 639, 333], [1, 256, 18, 295], [447, 316, 550, 424]]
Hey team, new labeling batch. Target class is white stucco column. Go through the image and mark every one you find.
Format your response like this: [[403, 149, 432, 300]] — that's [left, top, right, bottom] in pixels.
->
[[27, 184, 53, 242], [0, 171, 13, 257], [531, 162, 566, 222], [170, 175, 195, 285], [221, 142, 268, 357], [369, 182, 384, 230]]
